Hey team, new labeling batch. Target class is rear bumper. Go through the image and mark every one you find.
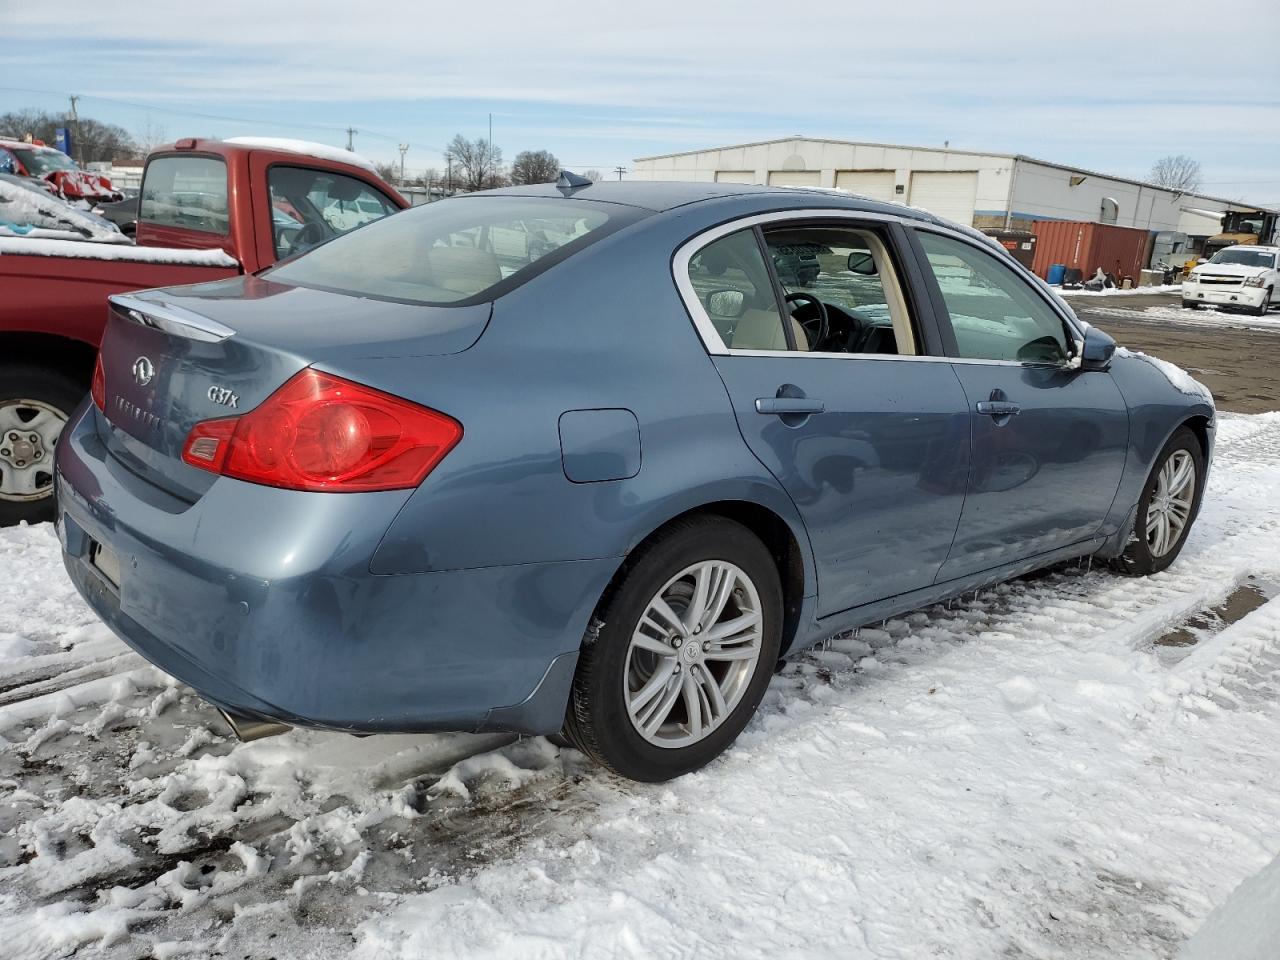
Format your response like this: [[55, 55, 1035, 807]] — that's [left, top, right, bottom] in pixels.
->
[[1183, 284, 1267, 308], [55, 404, 616, 735]]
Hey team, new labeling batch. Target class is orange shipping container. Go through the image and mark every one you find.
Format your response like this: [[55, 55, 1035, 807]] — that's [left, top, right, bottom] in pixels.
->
[[1030, 220, 1153, 283]]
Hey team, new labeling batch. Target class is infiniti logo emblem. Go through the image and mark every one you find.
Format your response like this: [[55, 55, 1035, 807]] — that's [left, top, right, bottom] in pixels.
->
[[132, 356, 154, 386]]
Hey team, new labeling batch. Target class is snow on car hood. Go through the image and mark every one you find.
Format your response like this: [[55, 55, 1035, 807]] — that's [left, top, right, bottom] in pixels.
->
[[1191, 262, 1268, 279], [0, 178, 126, 242]]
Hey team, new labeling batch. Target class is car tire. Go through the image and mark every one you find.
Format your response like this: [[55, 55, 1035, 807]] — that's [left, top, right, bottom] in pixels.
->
[[1255, 288, 1273, 317], [1181, 299, 1198, 310], [563, 515, 783, 782], [0, 364, 84, 527], [1112, 426, 1204, 577]]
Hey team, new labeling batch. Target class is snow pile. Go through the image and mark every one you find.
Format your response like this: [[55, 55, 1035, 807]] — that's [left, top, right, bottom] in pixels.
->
[[223, 137, 378, 175], [0, 179, 125, 243], [1180, 852, 1280, 960], [2, 415, 1280, 958], [0, 236, 239, 268]]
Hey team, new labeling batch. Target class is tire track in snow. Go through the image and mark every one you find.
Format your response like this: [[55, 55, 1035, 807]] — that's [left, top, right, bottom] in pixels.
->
[[0, 413, 1278, 958]]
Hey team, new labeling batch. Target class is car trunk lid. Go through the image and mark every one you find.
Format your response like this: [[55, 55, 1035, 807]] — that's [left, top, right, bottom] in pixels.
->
[[95, 278, 490, 501]]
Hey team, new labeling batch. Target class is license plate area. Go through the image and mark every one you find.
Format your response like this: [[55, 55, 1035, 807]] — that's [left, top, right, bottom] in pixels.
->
[[89, 539, 122, 589]]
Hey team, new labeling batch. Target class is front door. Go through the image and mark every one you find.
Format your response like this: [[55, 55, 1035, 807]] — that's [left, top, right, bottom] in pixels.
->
[[913, 230, 1129, 581], [686, 221, 971, 617]]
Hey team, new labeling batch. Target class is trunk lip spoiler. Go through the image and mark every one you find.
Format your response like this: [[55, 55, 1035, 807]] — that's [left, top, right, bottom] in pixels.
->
[[108, 293, 236, 343]]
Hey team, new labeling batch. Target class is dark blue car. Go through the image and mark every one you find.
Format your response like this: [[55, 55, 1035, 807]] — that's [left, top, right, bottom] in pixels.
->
[[56, 181, 1213, 781]]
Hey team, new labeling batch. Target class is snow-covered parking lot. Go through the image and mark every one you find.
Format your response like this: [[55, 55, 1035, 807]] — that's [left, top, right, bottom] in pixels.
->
[[2, 413, 1280, 959]]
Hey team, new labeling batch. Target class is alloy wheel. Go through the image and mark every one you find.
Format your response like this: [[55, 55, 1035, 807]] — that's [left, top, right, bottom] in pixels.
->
[[0, 399, 67, 502], [1146, 449, 1195, 558], [624, 560, 764, 749]]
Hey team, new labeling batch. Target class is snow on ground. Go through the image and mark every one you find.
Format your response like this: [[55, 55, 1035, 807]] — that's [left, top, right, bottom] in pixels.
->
[[1059, 284, 1183, 298], [1080, 301, 1280, 332], [3, 414, 1280, 959]]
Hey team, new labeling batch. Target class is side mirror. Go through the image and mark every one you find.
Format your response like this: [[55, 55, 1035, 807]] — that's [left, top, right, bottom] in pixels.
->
[[1080, 325, 1116, 372], [847, 251, 877, 275], [707, 289, 746, 319]]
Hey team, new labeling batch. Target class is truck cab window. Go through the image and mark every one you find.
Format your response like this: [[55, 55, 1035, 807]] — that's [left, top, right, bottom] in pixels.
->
[[268, 166, 399, 260]]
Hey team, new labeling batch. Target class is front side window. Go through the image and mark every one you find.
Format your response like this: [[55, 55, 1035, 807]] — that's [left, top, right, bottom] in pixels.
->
[[918, 231, 1071, 364], [0, 149, 18, 176], [268, 165, 399, 259], [268, 196, 628, 304], [761, 225, 916, 355], [140, 155, 229, 234], [688, 229, 789, 351]]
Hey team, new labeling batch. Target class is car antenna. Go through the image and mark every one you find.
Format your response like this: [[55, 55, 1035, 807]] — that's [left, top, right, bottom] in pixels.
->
[[556, 170, 592, 194]]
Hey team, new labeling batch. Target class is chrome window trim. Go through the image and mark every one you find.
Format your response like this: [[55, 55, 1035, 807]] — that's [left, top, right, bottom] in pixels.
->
[[673, 208, 1076, 367]]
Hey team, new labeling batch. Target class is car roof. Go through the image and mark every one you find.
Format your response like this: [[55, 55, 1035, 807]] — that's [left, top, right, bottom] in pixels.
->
[[478, 180, 935, 219], [1216, 244, 1279, 253], [0, 139, 57, 152]]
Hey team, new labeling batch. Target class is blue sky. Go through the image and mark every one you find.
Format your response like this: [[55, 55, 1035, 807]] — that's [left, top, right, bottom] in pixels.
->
[[3, 0, 1278, 202]]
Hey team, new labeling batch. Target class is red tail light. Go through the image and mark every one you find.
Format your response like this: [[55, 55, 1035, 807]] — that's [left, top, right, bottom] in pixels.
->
[[181, 369, 462, 492], [91, 354, 106, 411]]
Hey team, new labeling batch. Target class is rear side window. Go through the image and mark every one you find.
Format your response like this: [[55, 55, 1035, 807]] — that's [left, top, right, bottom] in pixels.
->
[[688, 229, 789, 351], [140, 156, 229, 234], [267, 196, 629, 304]]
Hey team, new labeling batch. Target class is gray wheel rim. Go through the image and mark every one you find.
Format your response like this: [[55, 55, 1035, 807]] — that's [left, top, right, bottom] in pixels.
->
[[1146, 449, 1195, 558], [624, 560, 764, 749], [0, 399, 66, 502]]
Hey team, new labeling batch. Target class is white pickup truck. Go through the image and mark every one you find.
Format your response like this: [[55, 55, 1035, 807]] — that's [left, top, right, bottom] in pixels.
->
[[1182, 245, 1279, 316]]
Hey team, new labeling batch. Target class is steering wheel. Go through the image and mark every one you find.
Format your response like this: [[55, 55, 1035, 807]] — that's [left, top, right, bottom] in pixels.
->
[[289, 221, 327, 253], [784, 292, 830, 350]]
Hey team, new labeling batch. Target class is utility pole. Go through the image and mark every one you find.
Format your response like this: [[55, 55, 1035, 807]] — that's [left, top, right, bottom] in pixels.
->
[[487, 112, 493, 186], [68, 94, 83, 164], [346, 127, 357, 151], [444, 151, 453, 196], [614, 166, 627, 181], [397, 143, 409, 184]]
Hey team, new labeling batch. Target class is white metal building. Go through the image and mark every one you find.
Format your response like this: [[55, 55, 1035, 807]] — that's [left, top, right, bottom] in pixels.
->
[[631, 137, 1272, 240]]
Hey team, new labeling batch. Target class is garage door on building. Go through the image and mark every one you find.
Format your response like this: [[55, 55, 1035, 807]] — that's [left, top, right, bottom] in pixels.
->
[[767, 171, 821, 187], [715, 170, 756, 184], [834, 170, 896, 203], [908, 171, 979, 226]]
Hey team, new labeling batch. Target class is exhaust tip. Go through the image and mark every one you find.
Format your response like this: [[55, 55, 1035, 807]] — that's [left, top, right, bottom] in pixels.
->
[[217, 707, 291, 742]]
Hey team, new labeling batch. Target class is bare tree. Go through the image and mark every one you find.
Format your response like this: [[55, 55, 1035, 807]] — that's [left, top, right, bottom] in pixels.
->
[[0, 109, 137, 165], [446, 134, 504, 192], [1149, 155, 1202, 193], [134, 118, 168, 156], [509, 149, 560, 185], [374, 161, 399, 185], [581, 169, 603, 183]]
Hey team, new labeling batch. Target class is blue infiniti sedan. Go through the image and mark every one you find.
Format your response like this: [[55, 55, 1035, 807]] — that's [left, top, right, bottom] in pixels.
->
[[56, 178, 1213, 781]]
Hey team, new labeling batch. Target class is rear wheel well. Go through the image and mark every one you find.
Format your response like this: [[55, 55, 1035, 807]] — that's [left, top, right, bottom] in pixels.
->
[[0, 333, 97, 391], [603, 501, 808, 656]]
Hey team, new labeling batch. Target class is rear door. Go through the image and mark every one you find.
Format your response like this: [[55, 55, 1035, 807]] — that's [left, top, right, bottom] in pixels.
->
[[911, 228, 1129, 581], [680, 214, 971, 617]]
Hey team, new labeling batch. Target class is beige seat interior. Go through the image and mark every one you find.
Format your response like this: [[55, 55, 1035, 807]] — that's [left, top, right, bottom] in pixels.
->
[[427, 246, 502, 296]]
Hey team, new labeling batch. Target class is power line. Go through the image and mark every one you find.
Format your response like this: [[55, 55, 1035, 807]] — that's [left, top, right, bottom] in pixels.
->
[[0, 85, 415, 146]]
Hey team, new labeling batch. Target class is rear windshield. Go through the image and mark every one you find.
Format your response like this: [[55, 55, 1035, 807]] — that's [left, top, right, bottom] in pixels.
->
[[141, 155, 229, 234], [266, 196, 634, 304]]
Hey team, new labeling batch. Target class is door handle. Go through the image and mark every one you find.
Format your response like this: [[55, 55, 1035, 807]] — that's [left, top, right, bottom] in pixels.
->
[[756, 397, 826, 415], [976, 400, 1021, 417]]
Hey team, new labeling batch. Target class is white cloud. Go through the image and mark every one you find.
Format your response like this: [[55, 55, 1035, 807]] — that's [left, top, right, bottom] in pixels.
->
[[4, 0, 1278, 193]]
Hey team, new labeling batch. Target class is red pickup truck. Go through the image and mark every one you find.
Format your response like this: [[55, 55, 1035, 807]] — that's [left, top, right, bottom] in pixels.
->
[[0, 137, 406, 525]]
